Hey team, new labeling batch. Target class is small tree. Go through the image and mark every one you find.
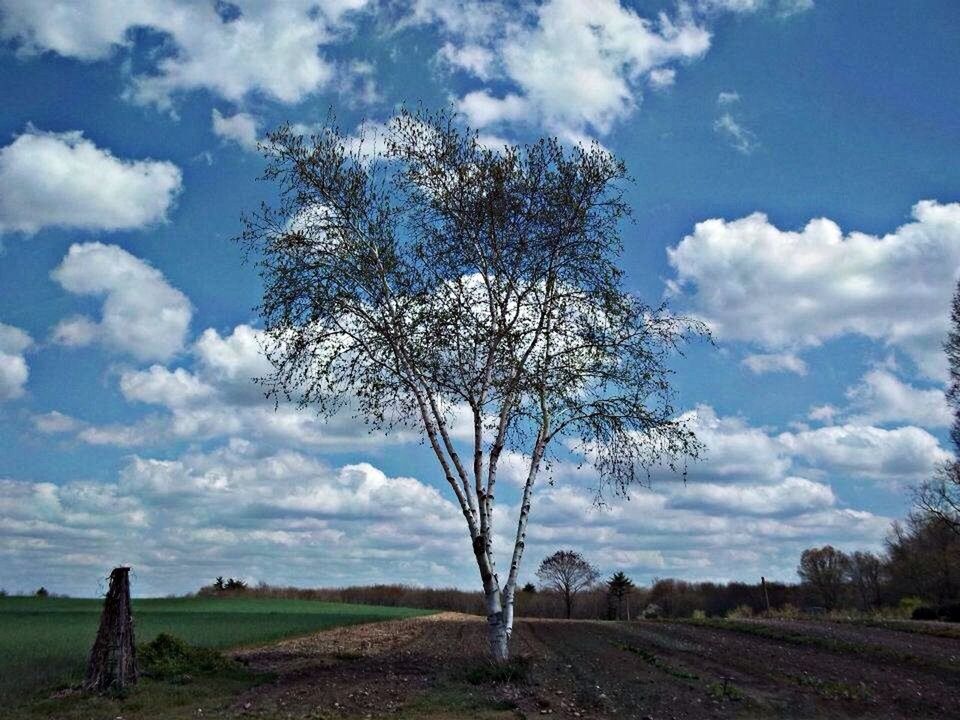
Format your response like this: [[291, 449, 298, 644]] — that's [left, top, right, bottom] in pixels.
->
[[607, 571, 635, 620], [35, 586, 49, 598], [214, 576, 226, 591], [537, 550, 599, 618], [797, 546, 849, 610], [241, 108, 703, 659], [521, 582, 537, 594]]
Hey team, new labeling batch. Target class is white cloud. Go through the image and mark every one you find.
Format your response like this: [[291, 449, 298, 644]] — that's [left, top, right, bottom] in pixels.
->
[[648, 67, 677, 89], [696, 0, 813, 15], [211, 109, 260, 150], [69, 324, 418, 449], [0, 1, 369, 108], [32, 411, 83, 434], [714, 112, 758, 153], [0, 321, 31, 401], [839, 368, 950, 428], [0, 445, 469, 596], [667, 200, 960, 379], [446, 0, 711, 140], [742, 352, 808, 375], [778, 423, 951, 483], [438, 41, 495, 80], [51, 243, 192, 362], [717, 90, 740, 104], [0, 128, 181, 234], [670, 476, 835, 515]]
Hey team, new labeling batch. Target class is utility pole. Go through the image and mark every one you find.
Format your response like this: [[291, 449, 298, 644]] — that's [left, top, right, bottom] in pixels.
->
[[761, 576, 771, 614]]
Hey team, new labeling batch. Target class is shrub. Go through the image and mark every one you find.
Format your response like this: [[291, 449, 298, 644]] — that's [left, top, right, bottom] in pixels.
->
[[911, 605, 939, 621], [139, 633, 237, 683], [464, 657, 530, 685], [726, 604, 754, 619], [899, 596, 925, 617], [692, 609, 706, 620], [35, 587, 49, 598]]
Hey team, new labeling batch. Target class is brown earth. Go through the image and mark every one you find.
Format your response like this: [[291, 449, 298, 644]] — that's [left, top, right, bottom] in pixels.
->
[[229, 613, 960, 720]]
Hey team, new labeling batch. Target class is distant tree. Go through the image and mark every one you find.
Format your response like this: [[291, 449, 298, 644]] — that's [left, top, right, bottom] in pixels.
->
[[916, 278, 960, 535], [225, 577, 248, 591], [797, 546, 849, 610], [846, 550, 884, 610], [521, 582, 537, 594], [240, 108, 704, 659], [537, 550, 599, 618], [214, 576, 226, 591], [886, 512, 960, 604], [607, 571, 635, 620], [35, 586, 49, 598]]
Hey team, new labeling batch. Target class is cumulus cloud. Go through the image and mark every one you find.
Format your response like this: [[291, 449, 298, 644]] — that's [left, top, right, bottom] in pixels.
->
[[742, 352, 808, 375], [211, 109, 260, 150], [66, 324, 417, 449], [667, 200, 960, 378], [0, 445, 471, 596], [842, 368, 950, 429], [0, 321, 31, 401], [0, 430, 892, 595], [0, 1, 369, 108], [778, 423, 951, 483], [0, 128, 181, 234], [51, 243, 192, 362], [443, 0, 711, 140]]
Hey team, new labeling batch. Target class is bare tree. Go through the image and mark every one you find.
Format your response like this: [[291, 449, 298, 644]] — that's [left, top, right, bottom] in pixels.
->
[[537, 550, 600, 618], [797, 545, 849, 610], [240, 108, 703, 660], [846, 550, 883, 610], [916, 278, 960, 534]]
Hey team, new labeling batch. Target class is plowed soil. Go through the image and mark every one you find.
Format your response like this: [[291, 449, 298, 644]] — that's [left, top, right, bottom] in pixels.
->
[[230, 613, 960, 719]]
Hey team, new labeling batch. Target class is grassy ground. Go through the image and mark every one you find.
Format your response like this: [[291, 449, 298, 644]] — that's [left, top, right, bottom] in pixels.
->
[[0, 594, 430, 713]]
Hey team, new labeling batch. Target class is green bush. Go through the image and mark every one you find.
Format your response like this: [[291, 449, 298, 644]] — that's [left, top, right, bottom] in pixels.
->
[[138, 633, 237, 683]]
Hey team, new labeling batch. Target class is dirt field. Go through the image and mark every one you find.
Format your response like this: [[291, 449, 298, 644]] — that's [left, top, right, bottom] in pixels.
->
[[229, 613, 960, 719]]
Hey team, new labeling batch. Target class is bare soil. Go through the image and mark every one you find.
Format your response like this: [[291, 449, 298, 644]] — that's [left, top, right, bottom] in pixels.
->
[[230, 613, 960, 719]]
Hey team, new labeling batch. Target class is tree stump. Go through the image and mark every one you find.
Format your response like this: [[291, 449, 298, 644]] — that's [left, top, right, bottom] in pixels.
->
[[84, 567, 138, 693]]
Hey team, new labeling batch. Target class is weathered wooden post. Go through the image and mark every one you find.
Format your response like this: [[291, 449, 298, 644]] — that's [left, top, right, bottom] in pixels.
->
[[84, 567, 138, 693], [761, 576, 771, 615]]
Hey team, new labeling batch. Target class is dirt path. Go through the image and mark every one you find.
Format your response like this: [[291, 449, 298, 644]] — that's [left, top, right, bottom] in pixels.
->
[[228, 614, 960, 720]]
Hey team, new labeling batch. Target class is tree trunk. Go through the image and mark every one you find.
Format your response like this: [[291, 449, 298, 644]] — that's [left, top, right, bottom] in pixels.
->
[[564, 592, 572, 619], [485, 587, 510, 661], [84, 567, 137, 693]]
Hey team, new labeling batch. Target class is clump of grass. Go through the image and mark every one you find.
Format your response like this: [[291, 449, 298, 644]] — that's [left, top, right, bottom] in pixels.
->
[[138, 633, 239, 683], [707, 678, 743, 701], [464, 657, 531, 685], [788, 672, 871, 701]]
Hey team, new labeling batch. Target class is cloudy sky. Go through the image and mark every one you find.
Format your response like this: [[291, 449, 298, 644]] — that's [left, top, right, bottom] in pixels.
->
[[1, 0, 958, 597]]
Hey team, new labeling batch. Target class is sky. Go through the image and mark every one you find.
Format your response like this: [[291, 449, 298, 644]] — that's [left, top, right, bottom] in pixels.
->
[[0, 0, 958, 597]]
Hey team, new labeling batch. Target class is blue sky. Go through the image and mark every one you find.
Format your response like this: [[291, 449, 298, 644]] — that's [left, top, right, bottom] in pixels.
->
[[0, 0, 958, 597]]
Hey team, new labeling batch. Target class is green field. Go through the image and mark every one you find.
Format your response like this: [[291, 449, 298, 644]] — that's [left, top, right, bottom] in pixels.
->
[[0, 595, 430, 705]]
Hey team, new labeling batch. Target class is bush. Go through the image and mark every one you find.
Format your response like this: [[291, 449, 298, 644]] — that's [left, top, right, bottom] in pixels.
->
[[35, 587, 49, 598], [464, 657, 530, 685], [692, 609, 706, 620], [138, 633, 238, 683], [912, 605, 939, 621], [726, 604, 754, 619]]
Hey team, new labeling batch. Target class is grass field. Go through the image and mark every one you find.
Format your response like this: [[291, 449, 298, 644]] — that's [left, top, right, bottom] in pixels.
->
[[0, 595, 430, 706]]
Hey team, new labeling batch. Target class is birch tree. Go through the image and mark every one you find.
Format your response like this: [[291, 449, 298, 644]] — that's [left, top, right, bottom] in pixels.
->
[[239, 108, 703, 660]]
